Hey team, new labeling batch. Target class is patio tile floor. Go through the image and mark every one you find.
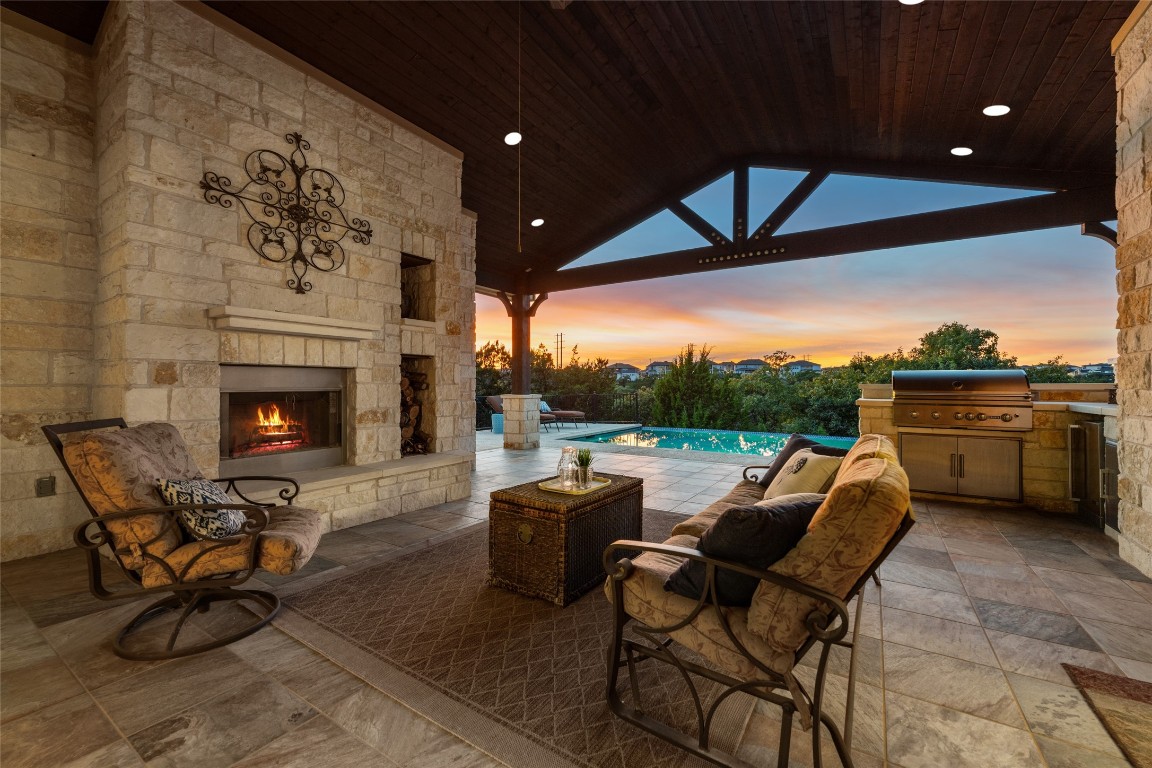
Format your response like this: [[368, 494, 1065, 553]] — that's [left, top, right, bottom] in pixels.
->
[[2, 426, 1149, 767]]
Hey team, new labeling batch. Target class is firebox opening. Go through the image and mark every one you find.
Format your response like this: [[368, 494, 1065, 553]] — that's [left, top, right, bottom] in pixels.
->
[[220, 365, 346, 475], [225, 391, 339, 460]]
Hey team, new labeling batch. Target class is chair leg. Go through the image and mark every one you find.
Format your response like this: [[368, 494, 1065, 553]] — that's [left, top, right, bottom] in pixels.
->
[[113, 587, 280, 661]]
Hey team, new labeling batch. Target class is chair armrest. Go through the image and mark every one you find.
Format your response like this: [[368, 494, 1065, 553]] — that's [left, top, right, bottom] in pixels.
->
[[214, 476, 301, 504], [603, 539, 850, 642], [74, 504, 270, 597], [742, 465, 772, 483]]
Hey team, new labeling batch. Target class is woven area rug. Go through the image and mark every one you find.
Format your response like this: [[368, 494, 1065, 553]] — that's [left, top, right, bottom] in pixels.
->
[[282, 509, 752, 768], [1063, 664, 1152, 768]]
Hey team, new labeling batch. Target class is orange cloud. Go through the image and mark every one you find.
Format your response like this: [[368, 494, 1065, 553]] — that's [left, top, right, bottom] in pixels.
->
[[476, 229, 1118, 368]]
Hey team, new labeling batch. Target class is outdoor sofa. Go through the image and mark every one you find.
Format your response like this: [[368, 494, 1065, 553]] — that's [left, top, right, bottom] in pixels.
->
[[604, 433, 913, 768]]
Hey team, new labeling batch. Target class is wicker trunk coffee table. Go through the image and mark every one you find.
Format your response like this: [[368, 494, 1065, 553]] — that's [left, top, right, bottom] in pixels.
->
[[489, 473, 643, 606]]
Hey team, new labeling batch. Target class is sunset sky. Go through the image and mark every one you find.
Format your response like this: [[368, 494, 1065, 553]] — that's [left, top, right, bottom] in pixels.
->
[[475, 172, 1118, 368]]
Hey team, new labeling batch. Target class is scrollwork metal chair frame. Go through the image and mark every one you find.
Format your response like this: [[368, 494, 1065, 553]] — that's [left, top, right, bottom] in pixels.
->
[[603, 510, 914, 768], [43, 418, 304, 661]]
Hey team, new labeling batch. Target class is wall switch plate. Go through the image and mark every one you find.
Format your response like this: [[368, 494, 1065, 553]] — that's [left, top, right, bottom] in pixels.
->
[[35, 476, 56, 497]]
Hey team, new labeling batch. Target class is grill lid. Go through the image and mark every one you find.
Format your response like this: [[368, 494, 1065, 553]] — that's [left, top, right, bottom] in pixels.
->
[[891, 369, 1031, 400]]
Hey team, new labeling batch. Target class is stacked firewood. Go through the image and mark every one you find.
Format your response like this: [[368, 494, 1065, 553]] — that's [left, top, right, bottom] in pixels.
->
[[400, 366, 430, 456]]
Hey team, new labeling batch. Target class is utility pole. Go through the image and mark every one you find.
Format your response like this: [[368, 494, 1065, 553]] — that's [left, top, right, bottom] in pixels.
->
[[555, 332, 564, 369]]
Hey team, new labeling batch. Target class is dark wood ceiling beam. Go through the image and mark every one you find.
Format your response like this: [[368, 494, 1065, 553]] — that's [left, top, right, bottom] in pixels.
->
[[526, 184, 1115, 293], [749, 170, 829, 241], [741, 154, 1111, 190], [667, 201, 730, 247], [732, 165, 749, 245]]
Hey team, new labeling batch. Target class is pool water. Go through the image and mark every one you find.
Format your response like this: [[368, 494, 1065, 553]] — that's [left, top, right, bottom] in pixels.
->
[[571, 427, 857, 457]]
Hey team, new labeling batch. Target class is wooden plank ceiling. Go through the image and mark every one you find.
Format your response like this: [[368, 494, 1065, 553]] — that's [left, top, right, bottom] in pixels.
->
[[10, 1, 1133, 293]]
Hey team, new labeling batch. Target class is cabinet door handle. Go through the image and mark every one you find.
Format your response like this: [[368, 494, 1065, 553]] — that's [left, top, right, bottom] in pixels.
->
[[950, 453, 956, 478], [958, 454, 965, 479]]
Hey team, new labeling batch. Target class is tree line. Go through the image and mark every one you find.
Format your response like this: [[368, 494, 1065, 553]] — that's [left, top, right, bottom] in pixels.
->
[[476, 323, 1111, 437]]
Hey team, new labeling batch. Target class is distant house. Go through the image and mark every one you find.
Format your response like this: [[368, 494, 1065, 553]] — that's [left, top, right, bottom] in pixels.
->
[[1079, 362, 1114, 376], [711, 360, 736, 374], [734, 358, 767, 375], [785, 359, 821, 373], [608, 362, 641, 381], [645, 361, 673, 377]]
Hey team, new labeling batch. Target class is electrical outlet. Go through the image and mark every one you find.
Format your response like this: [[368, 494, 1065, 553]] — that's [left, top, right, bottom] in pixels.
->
[[35, 476, 56, 497]]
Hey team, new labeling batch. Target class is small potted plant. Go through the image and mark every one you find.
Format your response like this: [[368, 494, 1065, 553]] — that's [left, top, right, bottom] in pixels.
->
[[576, 447, 594, 488]]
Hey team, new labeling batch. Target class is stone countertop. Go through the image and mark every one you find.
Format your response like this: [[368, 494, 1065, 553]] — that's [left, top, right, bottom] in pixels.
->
[[857, 398, 1117, 417]]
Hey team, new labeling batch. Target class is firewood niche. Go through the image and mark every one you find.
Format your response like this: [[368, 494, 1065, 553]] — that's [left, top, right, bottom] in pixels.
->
[[400, 357, 431, 456]]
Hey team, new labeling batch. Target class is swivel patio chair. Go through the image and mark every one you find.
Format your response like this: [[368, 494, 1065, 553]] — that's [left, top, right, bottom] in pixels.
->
[[43, 418, 323, 661], [603, 435, 913, 768]]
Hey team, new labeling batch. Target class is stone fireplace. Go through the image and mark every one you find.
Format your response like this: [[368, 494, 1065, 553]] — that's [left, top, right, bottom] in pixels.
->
[[219, 365, 345, 475], [0, 1, 478, 560]]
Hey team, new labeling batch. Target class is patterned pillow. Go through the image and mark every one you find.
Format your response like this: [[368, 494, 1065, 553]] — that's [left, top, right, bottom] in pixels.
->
[[157, 479, 247, 539], [755, 433, 850, 488], [764, 449, 842, 498]]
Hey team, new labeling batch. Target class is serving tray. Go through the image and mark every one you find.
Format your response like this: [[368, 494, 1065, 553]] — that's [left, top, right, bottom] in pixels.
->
[[537, 476, 612, 495]]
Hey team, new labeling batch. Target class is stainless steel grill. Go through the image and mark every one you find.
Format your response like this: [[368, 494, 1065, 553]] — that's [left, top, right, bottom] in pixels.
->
[[892, 369, 1032, 431]]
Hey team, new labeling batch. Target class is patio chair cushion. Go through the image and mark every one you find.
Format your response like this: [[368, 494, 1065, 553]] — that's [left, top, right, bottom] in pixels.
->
[[747, 454, 910, 653], [140, 503, 322, 588], [664, 493, 825, 606], [755, 433, 850, 489], [669, 479, 764, 538], [62, 422, 202, 569], [157, 478, 247, 539], [608, 534, 797, 678], [832, 432, 900, 484], [762, 450, 842, 497]]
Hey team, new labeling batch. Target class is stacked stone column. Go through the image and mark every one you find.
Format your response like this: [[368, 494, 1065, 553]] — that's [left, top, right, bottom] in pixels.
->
[[501, 394, 541, 450], [1114, 6, 1152, 577]]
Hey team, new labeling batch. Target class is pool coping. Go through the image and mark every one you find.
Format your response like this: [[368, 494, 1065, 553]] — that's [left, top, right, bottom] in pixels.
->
[[553, 426, 852, 466]]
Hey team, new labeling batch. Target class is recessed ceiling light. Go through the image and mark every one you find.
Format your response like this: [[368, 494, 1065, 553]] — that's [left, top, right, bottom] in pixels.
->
[[982, 105, 1010, 117], [531, 218, 544, 227], [898, 0, 924, 5], [951, 147, 973, 156], [504, 131, 522, 146]]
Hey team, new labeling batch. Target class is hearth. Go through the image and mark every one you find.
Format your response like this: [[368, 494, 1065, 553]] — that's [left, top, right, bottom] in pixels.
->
[[220, 366, 345, 475]]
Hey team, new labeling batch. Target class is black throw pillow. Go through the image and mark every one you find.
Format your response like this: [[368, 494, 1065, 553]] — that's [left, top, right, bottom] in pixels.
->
[[664, 493, 826, 607], [756, 433, 850, 488]]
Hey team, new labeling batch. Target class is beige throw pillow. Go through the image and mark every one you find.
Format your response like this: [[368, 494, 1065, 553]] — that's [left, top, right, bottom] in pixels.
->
[[763, 449, 842, 498]]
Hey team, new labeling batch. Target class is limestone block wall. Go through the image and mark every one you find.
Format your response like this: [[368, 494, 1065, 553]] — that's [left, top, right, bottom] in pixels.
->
[[0, 2, 477, 560], [1114, 4, 1152, 576], [1, 15, 99, 558]]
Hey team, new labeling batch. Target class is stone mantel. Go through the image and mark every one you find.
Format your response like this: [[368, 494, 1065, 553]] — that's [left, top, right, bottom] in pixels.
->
[[208, 306, 378, 341]]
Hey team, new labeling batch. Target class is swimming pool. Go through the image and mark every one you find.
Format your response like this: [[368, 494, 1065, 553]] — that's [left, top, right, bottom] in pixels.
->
[[571, 427, 856, 457]]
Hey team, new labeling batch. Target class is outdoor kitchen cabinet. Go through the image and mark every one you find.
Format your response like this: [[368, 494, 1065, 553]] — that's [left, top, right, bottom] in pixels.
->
[[899, 433, 1022, 501]]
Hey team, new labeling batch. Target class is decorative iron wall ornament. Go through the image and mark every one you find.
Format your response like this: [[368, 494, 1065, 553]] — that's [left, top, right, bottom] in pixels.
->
[[201, 133, 372, 294]]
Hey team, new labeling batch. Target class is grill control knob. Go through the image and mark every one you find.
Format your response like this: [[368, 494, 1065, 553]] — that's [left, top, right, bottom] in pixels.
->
[[954, 412, 964, 420], [931, 411, 941, 420], [1000, 413, 1014, 422], [976, 413, 988, 421], [964, 412, 976, 421]]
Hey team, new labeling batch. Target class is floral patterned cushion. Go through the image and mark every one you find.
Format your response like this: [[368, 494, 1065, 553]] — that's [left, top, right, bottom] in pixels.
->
[[157, 478, 247, 539], [746, 455, 910, 653], [140, 504, 323, 588], [62, 422, 203, 569], [604, 534, 796, 678], [831, 433, 900, 485]]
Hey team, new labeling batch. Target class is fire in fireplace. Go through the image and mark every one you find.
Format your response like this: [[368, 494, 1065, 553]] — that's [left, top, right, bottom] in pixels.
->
[[226, 393, 332, 459], [220, 366, 345, 474]]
